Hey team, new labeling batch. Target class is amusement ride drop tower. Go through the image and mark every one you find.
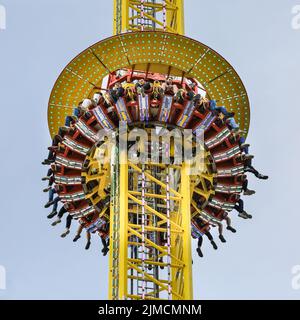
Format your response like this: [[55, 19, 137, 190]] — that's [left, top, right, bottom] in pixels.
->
[[46, 0, 251, 300]]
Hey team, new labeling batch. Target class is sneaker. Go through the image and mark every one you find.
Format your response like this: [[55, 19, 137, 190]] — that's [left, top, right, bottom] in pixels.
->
[[42, 177, 50, 181], [257, 173, 268, 180], [243, 154, 254, 160], [102, 247, 109, 256], [246, 212, 253, 219], [42, 159, 54, 165], [43, 187, 51, 193], [51, 218, 61, 226], [219, 235, 226, 243], [73, 235, 81, 242], [227, 226, 237, 233], [240, 143, 250, 149], [244, 189, 256, 196], [48, 146, 58, 152], [44, 201, 54, 208], [47, 210, 57, 219], [196, 248, 203, 257], [211, 241, 218, 250], [85, 241, 91, 250], [238, 211, 252, 219], [61, 229, 70, 238], [238, 211, 248, 219]]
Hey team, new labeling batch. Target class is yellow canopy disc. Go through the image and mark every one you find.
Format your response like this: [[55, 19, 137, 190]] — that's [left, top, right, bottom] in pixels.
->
[[48, 31, 250, 138]]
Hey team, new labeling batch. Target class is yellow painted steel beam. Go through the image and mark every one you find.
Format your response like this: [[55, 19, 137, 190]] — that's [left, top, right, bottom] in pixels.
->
[[129, 162, 181, 197], [128, 193, 184, 231], [114, 0, 185, 35], [118, 149, 129, 300], [129, 190, 180, 201], [108, 199, 115, 300], [128, 262, 184, 299], [180, 163, 193, 299]]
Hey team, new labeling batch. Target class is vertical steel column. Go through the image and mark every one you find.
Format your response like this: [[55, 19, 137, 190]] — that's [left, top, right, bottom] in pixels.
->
[[114, 0, 185, 34], [180, 162, 193, 299], [118, 148, 129, 299]]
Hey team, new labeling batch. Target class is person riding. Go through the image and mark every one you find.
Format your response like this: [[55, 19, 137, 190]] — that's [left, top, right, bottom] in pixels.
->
[[110, 82, 125, 103], [162, 77, 178, 96], [192, 217, 218, 257], [135, 78, 151, 97]]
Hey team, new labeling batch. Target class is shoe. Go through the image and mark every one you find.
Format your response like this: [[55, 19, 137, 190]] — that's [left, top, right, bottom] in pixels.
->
[[85, 241, 91, 250], [43, 187, 51, 193], [42, 159, 54, 165], [73, 235, 81, 242], [102, 247, 109, 256], [257, 173, 268, 180], [219, 235, 226, 243], [246, 212, 253, 219], [61, 229, 70, 238], [227, 226, 237, 233], [244, 189, 256, 196], [238, 211, 252, 219], [51, 218, 61, 226], [44, 201, 54, 208], [240, 143, 250, 149], [243, 154, 254, 160], [42, 177, 50, 181], [196, 248, 203, 257], [47, 210, 57, 219], [211, 241, 218, 250]]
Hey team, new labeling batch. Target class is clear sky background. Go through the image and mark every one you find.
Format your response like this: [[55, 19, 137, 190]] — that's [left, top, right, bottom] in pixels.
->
[[0, 0, 300, 300]]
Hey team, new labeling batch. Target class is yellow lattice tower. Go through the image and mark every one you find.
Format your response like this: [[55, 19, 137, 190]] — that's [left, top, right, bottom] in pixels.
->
[[109, 0, 193, 300], [113, 0, 184, 34]]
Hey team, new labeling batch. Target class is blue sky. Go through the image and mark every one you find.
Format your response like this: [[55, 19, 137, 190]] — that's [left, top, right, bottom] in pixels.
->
[[0, 0, 300, 299]]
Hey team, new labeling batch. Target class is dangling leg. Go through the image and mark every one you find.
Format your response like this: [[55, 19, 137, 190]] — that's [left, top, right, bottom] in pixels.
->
[[73, 225, 84, 242], [245, 160, 268, 180], [218, 223, 226, 243], [243, 178, 255, 196], [225, 216, 236, 233], [52, 205, 67, 226], [239, 136, 250, 154], [47, 200, 59, 219], [101, 236, 109, 256], [44, 188, 56, 208], [85, 232, 91, 250], [206, 231, 218, 250], [235, 199, 252, 219], [42, 168, 53, 181], [61, 214, 72, 238], [196, 236, 204, 257]]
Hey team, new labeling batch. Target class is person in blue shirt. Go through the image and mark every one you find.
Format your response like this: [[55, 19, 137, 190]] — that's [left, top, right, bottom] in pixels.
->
[[209, 100, 235, 118]]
